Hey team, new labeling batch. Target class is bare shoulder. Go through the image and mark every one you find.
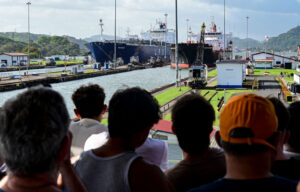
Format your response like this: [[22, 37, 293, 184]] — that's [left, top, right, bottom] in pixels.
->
[[129, 157, 172, 192]]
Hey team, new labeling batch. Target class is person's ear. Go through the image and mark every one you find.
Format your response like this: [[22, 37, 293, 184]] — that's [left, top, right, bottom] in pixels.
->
[[215, 131, 222, 148], [171, 125, 176, 136], [74, 109, 81, 119], [135, 128, 150, 147], [101, 105, 108, 114]]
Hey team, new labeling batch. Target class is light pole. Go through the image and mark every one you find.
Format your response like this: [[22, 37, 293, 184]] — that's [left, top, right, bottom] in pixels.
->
[[99, 19, 104, 42], [175, 0, 179, 87], [114, 0, 117, 65], [246, 16, 249, 59], [26, 1, 31, 74], [164, 13, 168, 59], [223, 0, 226, 60], [186, 18, 189, 42]]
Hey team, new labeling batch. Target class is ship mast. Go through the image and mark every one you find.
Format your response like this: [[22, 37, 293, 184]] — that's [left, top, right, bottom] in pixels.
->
[[99, 19, 104, 42], [164, 13, 168, 59], [194, 23, 205, 65]]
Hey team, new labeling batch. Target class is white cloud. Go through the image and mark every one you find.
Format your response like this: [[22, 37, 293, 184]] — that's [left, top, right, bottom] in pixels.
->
[[0, 0, 299, 41]]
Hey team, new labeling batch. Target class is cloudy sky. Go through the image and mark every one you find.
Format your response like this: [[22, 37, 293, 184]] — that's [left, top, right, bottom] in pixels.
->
[[0, 0, 300, 41]]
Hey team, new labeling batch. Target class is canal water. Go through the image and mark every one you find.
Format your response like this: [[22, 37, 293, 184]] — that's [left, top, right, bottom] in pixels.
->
[[0, 66, 189, 168], [0, 66, 189, 118]]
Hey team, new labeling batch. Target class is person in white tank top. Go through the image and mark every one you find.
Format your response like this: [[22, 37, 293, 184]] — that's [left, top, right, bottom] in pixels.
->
[[74, 87, 172, 192]]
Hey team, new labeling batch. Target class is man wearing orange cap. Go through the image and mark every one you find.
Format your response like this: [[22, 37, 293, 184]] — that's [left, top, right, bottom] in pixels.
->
[[189, 93, 297, 192]]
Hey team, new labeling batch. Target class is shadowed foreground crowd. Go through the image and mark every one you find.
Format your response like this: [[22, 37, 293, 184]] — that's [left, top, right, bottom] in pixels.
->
[[0, 83, 300, 192]]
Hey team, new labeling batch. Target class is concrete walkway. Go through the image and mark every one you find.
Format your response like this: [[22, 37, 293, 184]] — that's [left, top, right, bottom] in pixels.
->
[[247, 75, 286, 103]]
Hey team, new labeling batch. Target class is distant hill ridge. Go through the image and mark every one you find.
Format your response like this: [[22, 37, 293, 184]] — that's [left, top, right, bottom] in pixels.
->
[[230, 25, 300, 52], [0, 35, 82, 58], [0, 32, 88, 51], [0, 36, 27, 53], [229, 37, 262, 51], [1, 25, 300, 55], [0, 32, 45, 43], [264, 26, 300, 51]]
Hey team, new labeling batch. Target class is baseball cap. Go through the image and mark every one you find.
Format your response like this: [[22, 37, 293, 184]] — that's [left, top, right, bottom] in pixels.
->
[[220, 93, 278, 151]]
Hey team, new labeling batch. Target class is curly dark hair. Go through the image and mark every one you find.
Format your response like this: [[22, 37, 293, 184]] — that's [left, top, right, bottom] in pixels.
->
[[72, 84, 106, 118]]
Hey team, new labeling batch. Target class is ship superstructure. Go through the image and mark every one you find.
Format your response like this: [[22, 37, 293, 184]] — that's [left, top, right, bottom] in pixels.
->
[[170, 21, 219, 69], [86, 15, 175, 65], [189, 17, 232, 52]]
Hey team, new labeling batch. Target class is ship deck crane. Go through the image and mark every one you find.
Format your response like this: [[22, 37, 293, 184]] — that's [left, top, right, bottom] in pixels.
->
[[188, 23, 208, 89]]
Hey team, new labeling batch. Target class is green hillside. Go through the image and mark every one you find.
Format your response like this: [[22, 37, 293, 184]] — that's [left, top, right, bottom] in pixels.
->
[[230, 37, 262, 51], [0, 35, 81, 58], [36, 36, 81, 56], [264, 26, 300, 51], [63, 35, 88, 51], [0, 36, 27, 53], [0, 32, 88, 51], [0, 32, 45, 43]]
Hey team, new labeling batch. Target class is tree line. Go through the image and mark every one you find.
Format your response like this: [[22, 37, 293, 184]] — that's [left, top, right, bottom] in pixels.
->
[[0, 35, 86, 59]]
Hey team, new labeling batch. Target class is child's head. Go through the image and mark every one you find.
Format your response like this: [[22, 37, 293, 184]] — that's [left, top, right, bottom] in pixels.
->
[[172, 94, 215, 155], [72, 84, 106, 119], [108, 87, 161, 146]]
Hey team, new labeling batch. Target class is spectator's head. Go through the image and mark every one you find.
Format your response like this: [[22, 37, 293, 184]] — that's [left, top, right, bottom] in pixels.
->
[[172, 94, 215, 155], [0, 87, 70, 176], [267, 97, 290, 158], [217, 93, 278, 156], [267, 97, 290, 132], [72, 84, 106, 120], [108, 87, 161, 147], [287, 101, 300, 152]]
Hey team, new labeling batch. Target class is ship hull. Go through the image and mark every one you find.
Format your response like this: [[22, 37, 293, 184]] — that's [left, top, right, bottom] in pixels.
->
[[170, 63, 190, 69], [86, 42, 171, 65], [170, 43, 219, 69]]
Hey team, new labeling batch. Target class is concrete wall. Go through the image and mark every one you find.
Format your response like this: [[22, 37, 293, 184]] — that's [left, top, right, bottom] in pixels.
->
[[292, 62, 299, 70], [0, 55, 12, 66], [217, 63, 244, 88], [255, 62, 273, 69], [242, 63, 246, 80], [295, 74, 300, 84], [0, 55, 28, 66]]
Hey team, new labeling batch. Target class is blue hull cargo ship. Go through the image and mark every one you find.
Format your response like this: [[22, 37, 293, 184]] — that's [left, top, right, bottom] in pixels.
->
[[86, 40, 171, 65], [86, 15, 175, 65]]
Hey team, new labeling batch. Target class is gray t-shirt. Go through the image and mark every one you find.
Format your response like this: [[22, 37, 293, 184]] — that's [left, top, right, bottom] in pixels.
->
[[69, 118, 107, 156], [74, 150, 139, 192]]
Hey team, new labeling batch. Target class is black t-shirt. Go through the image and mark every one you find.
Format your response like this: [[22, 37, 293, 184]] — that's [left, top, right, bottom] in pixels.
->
[[271, 158, 300, 181], [188, 176, 297, 192]]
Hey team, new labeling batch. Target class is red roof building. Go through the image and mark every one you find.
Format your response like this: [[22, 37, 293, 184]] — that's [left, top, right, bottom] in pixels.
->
[[4, 53, 28, 56]]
